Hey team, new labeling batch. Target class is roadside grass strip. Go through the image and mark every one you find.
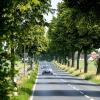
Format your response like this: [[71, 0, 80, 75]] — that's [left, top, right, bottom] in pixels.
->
[[10, 65, 38, 100], [54, 61, 100, 85]]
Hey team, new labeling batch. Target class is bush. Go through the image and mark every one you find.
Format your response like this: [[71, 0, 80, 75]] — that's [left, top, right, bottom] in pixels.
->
[[84, 74, 93, 80], [10, 65, 38, 100]]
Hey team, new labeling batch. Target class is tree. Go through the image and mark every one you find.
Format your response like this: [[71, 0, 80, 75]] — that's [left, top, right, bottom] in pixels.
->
[[0, 0, 52, 98], [49, 2, 80, 67], [63, 0, 100, 73]]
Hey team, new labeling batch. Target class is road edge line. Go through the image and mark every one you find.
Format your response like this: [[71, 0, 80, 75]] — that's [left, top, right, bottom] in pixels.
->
[[29, 69, 39, 100]]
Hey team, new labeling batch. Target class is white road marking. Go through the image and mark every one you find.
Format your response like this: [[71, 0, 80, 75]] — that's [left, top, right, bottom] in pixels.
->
[[90, 99, 94, 100], [84, 95, 90, 99], [59, 77, 95, 100], [72, 86, 79, 91], [80, 91, 84, 95], [29, 72, 39, 100], [47, 65, 95, 100], [60, 79, 66, 82]]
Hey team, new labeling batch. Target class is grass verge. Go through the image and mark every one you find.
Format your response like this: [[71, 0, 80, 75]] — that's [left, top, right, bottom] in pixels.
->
[[10, 65, 38, 100], [54, 61, 100, 85]]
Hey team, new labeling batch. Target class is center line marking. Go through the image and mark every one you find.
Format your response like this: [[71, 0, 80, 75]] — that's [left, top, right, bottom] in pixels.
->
[[60, 79, 66, 82], [90, 99, 94, 100], [80, 91, 84, 95], [85, 95, 90, 99], [54, 68, 95, 100], [60, 79, 95, 100], [29, 71, 39, 100]]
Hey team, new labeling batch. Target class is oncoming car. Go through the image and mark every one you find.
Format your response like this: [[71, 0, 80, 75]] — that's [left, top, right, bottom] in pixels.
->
[[42, 67, 53, 75], [41, 66, 46, 69]]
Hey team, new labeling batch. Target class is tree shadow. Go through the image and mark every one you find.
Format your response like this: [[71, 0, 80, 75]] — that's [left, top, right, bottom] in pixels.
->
[[36, 81, 100, 86], [33, 90, 83, 96], [38, 74, 73, 77], [33, 90, 100, 97], [38, 77, 84, 81]]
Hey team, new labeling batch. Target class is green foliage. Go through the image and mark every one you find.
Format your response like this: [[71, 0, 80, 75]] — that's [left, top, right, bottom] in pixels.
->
[[48, 0, 100, 73], [0, 45, 12, 100], [11, 65, 38, 100], [64, 0, 100, 14], [84, 74, 93, 80], [48, 2, 78, 60], [0, 0, 51, 98]]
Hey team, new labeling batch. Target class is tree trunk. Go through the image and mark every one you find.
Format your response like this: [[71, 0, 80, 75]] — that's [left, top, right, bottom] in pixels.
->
[[64, 58, 66, 65], [84, 50, 88, 73], [77, 51, 81, 70], [23, 45, 26, 76], [57, 57, 59, 63], [61, 58, 64, 65], [30, 57, 33, 69], [68, 60, 70, 66], [11, 46, 15, 82], [67, 56, 70, 67], [71, 51, 75, 67], [10, 33, 15, 83], [59, 57, 61, 64], [96, 57, 100, 75]]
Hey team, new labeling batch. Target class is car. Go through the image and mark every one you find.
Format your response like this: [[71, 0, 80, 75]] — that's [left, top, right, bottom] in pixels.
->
[[41, 66, 47, 69], [42, 68, 53, 75]]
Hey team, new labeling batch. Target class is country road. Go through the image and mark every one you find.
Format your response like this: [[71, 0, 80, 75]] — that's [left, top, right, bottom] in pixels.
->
[[30, 61, 100, 100]]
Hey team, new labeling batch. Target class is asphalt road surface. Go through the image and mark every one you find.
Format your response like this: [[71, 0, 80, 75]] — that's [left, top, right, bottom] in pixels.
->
[[30, 61, 100, 100]]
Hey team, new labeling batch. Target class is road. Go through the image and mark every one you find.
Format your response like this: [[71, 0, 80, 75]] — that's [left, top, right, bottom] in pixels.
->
[[30, 61, 100, 100]]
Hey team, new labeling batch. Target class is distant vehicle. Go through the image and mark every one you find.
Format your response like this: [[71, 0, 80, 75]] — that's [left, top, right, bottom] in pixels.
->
[[42, 68, 53, 75], [41, 66, 47, 69]]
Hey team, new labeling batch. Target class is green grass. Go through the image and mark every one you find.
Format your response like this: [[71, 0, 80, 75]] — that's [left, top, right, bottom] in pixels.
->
[[92, 78, 100, 84], [10, 65, 38, 100], [54, 61, 100, 85], [75, 60, 97, 74], [68, 68, 76, 74], [84, 74, 94, 80]]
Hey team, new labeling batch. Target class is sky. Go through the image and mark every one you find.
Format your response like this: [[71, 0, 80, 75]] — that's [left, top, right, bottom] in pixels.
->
[[44, 0, 62, 23]]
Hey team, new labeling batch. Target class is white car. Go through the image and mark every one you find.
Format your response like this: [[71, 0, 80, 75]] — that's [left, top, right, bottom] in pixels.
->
[[42, 68, 53, 75], [41, 66, 47, 69]]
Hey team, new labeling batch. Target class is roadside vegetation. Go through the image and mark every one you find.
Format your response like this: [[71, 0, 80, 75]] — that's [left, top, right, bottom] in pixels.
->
[[54, 61, 100, 84], [0, 0, 51, 99], [1, 0, 100, 99], [10, 64, 38, 100], [48, 0, 100, 85]]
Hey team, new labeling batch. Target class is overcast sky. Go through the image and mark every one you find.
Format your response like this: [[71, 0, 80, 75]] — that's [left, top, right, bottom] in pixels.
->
[[44, 0, 62, 22]]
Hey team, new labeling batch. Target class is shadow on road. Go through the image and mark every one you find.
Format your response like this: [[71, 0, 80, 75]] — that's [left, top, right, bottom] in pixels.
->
[[36, 81, 100, 86], [38, 74, 74, 77], [38, 77, 84, 81], [33, 90, 100, 97]]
